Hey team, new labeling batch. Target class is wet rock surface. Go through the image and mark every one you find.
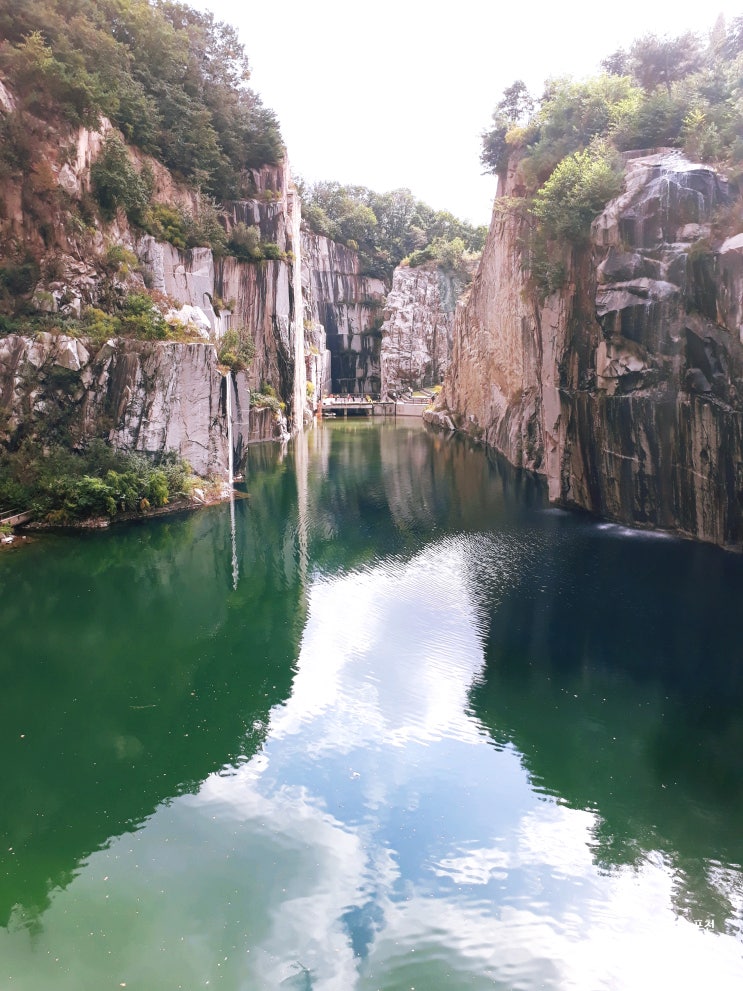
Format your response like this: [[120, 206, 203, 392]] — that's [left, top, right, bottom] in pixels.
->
[[435, 152, 743, 548]]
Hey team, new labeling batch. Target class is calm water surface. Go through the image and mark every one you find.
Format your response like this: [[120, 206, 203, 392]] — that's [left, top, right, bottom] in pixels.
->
[[1, 421, 743, 990]]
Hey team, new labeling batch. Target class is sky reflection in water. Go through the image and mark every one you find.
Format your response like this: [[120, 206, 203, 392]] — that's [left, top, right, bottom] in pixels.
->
[[1, 422, 742, 990]]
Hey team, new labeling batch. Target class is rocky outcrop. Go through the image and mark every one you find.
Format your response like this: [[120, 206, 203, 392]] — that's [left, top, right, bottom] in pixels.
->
[[137, 160, 306, 431], [0, 333, 257, 477], [301, 233, 386, 396], [380, 264, 462, 395], [432, 151, 743, 549]]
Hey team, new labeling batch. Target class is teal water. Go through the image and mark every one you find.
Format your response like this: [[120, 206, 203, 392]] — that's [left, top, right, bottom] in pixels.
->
[[1, 420, 742, 990]]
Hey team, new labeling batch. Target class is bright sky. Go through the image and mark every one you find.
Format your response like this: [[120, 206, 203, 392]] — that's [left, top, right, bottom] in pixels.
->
[[191, 0, 743, 225]]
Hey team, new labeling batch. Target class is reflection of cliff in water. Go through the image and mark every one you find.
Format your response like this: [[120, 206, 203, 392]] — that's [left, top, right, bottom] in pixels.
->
[[0, 465, 307, 927], [468, 521, 743, 935], [291, 420, 544, 577]]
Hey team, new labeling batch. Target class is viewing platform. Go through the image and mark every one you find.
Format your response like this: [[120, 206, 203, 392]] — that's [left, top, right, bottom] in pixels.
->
[[320, 394, 434, 419]]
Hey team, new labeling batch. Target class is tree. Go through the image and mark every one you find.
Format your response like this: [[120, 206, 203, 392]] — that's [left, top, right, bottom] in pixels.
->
[[481, 79, 535, 177], [628, 32, 703, 94], [533, 141, 624, 244]]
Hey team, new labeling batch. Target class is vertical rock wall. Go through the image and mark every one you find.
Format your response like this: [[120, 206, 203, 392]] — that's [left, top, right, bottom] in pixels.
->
[[432, 152, 743, 549], [380, 264, 463, 396], [0, 333, 250, 478], [137, 160, 305, 432], [301, 233, 386, 395]]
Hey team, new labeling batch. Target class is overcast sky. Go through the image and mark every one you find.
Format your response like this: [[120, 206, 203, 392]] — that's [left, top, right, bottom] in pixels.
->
[[190, 1, 743, 225]]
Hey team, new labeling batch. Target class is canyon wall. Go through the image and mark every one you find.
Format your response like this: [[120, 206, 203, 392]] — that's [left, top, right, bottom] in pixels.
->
[[0, 97, 300, 474], [380, 264, 463, 395], [137, 160, 305, 430], [301, 233, 386, 396], [430, 152, 743, 549], [0, 332, 257, 478]]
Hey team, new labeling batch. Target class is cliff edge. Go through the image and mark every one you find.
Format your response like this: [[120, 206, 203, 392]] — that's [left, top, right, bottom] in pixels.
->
[[430, 152, 743, 549]]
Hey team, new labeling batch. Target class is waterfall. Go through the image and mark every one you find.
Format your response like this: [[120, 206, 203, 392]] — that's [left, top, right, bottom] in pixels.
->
[[225, 371, 234, 487], [225, 371, 239, 589]]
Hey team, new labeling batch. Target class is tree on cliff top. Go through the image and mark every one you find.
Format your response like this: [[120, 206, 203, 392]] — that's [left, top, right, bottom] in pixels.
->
[[480, 14, 743, 259], [299, 180, 487, 281], [0, 0, 283, 198]]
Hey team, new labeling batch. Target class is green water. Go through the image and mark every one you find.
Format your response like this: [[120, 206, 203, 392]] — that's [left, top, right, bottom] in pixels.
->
[[1, 421, 742, 990]]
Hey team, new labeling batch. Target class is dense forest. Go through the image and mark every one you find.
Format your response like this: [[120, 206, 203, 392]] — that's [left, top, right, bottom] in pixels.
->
[[298, 180, 487, 281], [0, 0, 283, 198], [480, 15, 743, 289]]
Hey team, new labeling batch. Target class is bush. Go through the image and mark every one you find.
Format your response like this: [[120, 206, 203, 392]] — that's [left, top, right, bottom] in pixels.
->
[[91, 134, 152, 222], [533, 141, 624, 244], [227, 222, 261, 260], [250, 392, 284, 413], [144, 204, 188, 250], [118, 292, 167, 340], [0, 439, 194, 522], [217, 328, 255, 371]]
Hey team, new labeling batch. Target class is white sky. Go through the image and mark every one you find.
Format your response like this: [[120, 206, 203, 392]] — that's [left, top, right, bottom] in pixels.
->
[[191, 0, 743, 225]]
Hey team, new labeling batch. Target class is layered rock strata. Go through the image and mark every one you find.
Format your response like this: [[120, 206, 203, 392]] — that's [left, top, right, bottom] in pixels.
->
[[430, 152, 743, 549]]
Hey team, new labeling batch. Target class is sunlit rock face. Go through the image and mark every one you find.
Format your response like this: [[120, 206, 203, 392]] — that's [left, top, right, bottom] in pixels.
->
[[432, 152, 743, 548], [380, 265, 461, 395], [0, 334, 251, 477], [301, 233, 386, 396], [138, 161, 306, 431]]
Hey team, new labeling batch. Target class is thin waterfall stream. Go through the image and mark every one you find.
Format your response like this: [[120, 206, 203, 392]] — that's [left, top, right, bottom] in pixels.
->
[[225, 370, 238, 590]]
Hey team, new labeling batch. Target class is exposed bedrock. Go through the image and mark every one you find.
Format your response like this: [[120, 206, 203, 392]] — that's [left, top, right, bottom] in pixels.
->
[[0, 334, 257, 478], [380, 264, 462, 395], [431, 151, 743, 548], [301, 233, 386, 396]]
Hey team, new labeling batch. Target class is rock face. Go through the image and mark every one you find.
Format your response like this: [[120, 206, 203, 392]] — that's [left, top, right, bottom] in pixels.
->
[[138, 161, 306, 431], [0, 334, 257, 478], [380, 264, 461, 395], [432, 151, 743, 549], [301, 233, 386, 395]]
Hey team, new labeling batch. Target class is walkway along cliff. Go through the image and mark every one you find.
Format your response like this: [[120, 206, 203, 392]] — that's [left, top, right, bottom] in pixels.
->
[[427, 151, 743, 549]]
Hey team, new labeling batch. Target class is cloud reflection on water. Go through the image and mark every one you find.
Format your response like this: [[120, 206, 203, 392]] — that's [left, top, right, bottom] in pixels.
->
[[3, 528, 743, 990]]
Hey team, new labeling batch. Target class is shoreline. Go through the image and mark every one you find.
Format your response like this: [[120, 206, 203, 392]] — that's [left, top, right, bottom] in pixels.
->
[[0, 486, 249, 549]]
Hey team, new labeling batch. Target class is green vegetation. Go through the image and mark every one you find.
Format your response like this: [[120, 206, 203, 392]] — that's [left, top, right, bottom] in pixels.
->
[[0, 0, 283, 198], [480, 15, 743, 292], [0, 439, 193, 523], [298, 182, 487, 281], [90, 133, 153, 222], [226, 223, 287, 262], [532, 140, 624, 245], [217, 328, 255, 371], [250, 383, 284, 414], [0, 288, 211, 346]]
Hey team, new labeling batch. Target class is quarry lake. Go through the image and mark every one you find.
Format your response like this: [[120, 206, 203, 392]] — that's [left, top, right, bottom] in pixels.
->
[[1, 420, 743, 990]]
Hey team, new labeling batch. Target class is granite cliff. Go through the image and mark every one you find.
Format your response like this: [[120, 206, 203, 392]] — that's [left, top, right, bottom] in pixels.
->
[[0, 90, 306, 478], [379, 264, 463, 396], [429, 151, 743, 549]]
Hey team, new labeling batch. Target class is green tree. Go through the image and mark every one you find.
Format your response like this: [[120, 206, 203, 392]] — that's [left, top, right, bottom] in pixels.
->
[[532, 141, 624, 244]]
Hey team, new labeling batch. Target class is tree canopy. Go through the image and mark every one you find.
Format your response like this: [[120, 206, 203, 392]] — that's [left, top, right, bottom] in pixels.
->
[[299, 181, 487, 281], [482, 16, 743, 187], [480, 14, 743, 277], [0, 0, 283, 197]]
